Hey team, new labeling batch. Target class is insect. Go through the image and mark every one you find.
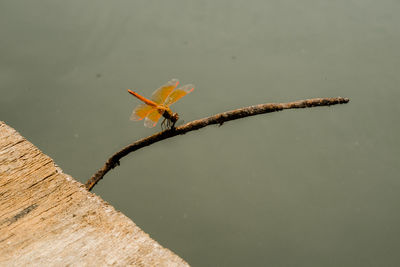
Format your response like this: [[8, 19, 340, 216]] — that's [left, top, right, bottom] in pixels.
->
[[127, 79, 194, 129]]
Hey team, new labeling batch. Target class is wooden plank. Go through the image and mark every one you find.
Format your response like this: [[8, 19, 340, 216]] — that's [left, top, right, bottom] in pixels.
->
[[0, 121, 189, 266]]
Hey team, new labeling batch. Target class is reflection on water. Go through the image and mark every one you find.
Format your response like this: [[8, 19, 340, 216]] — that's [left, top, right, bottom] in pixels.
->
[[1, 0, 400, 266]]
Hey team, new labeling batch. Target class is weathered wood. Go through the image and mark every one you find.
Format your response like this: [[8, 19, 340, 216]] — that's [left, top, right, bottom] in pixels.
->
[[0, 121, 188, 266]]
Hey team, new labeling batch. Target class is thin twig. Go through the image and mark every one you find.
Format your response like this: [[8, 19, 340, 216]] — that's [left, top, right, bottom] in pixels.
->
[[85, 97, 349, 191]]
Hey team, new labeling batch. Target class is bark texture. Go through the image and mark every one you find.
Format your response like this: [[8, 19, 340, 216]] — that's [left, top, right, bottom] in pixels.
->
[[0, 121, 188, 266]]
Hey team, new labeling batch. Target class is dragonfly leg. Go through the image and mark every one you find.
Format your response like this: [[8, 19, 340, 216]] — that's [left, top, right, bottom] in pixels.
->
[[170, 120, 176, 130], [161, 119, 165, 130]]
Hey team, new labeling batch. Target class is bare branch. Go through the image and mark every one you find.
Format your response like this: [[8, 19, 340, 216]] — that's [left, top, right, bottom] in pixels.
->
[[85, 97, 349, 191]]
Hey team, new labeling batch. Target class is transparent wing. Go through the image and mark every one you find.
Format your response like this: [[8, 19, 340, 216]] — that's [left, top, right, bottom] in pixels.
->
[[130, 104, 154, 121], [144, 109, 163, 128], [164, 84, 194, 106], [150, 79, 179, 105]]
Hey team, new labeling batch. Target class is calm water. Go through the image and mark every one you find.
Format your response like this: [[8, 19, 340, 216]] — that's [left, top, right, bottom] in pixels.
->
[[1, 1, 400, 266]]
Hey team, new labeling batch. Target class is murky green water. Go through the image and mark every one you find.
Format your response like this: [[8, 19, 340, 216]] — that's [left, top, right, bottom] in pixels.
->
[[1, 1, 400, 266]]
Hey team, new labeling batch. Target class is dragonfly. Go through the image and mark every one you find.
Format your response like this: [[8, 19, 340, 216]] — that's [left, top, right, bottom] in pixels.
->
[[127, 79, 194, 129]]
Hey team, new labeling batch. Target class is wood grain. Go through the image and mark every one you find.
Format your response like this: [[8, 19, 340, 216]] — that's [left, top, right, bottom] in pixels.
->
[[0, 121, 188, 266]]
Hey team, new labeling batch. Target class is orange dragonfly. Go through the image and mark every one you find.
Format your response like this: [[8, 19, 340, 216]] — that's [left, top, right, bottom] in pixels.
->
[[127, 79, 194, 128]]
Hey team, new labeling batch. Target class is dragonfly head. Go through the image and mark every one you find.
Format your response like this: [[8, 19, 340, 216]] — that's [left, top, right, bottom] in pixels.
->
[[171, 112, 179, 123], [162, 108, 179, 129]]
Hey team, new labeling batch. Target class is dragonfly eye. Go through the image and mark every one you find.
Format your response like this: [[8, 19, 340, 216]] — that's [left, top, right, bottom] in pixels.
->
[[172, 113, 179, 122]]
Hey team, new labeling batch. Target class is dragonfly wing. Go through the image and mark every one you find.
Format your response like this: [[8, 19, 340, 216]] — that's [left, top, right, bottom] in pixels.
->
[[130, 104, 154, 121], [164, 84, 194, 106], [150, 79, 179, 104], [144, 109, 163, 128]]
